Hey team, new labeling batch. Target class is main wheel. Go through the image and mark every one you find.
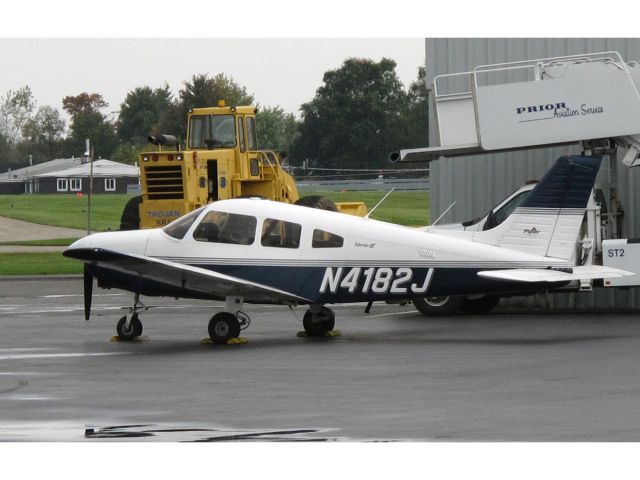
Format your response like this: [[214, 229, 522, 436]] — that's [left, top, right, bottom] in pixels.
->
[[116, 315, 142, 341], [460, 295, 500, 314], [294, 196, 339, 212], [413, 296, 467, 316], [303, 307, 335, 336], [208, 312, 241, 344]]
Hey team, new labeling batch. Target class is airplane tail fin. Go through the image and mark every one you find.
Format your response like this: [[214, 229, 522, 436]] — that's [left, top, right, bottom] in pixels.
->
[[474, 155, 601, 261]]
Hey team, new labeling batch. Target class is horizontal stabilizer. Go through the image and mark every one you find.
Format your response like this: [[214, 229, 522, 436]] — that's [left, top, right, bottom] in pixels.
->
[[477, 265, 634, 283]]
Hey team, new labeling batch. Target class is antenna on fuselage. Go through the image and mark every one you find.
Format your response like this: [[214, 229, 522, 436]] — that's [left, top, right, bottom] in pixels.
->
[[430, 201, 457, 226], [365, 188, 395, 219]]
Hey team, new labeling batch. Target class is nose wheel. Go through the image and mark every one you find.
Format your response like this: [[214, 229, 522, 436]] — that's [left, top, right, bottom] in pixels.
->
[[116, 313, 143, 341], [115, 293, 147, 341], [303, 306, 335, 336]]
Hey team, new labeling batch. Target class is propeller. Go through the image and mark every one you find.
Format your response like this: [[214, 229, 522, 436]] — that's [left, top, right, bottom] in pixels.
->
[[83, 264, 93, 321]]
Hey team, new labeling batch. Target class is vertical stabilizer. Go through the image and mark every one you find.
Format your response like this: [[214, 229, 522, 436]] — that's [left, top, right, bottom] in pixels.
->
[[473, 155, 602, 261]]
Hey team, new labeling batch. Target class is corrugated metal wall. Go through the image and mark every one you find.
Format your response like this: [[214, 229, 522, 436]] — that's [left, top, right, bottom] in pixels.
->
[[426, 38, 640, 309]]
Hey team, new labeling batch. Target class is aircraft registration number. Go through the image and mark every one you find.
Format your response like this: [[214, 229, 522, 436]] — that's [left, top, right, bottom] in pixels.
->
[[320, 267, 434, 295]]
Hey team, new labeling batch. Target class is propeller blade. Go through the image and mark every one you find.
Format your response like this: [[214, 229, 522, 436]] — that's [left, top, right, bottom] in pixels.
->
[[84, 264, 93, 320]]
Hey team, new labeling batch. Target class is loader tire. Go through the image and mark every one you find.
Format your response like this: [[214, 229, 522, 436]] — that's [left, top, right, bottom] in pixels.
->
[[120, 195, 142, 231], [294, 195, 339, 212]]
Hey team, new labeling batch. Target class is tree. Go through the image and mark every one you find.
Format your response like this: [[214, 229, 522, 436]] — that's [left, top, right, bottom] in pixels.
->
[[291, 58, 409, 170], [62, 93, 107, 117], [62, 92, 116, 158], [256, 106, 299, 154], [0, 86, 36, 145], [20, 105, 66, 163], [0, 86, 36, 168], [117, 85, 172, 144], [402, 66, 429, 149]]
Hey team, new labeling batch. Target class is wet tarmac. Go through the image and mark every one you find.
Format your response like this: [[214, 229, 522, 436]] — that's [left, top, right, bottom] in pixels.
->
[[1, 277, 640, 441]]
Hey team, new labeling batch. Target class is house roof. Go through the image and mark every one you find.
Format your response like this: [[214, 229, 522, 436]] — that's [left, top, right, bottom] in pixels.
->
[[0, 157, 83, 182], [36, 159, 139, 178]]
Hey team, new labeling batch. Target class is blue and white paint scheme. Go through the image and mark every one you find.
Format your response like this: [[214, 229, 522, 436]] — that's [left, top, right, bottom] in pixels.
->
[[64, 155, 631, 343]]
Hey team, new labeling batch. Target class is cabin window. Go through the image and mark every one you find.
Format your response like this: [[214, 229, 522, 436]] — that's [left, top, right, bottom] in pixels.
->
[[238, 117, 246, 153], [312, 229, 344, 248], [105, 178, 116, 191], [163, 206, 206, 239], [56, 178, 68, 192], [69, 178, 82, 191], [193, 211, 256, 245], [188, 115, 209, 149], [247, 117, 257, 150], [261, 218, 301, 249], [189, 114, 236, 149]]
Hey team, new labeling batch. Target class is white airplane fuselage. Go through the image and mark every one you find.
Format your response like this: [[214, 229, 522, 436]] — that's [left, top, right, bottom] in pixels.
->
[[70, 198, 569, 304]]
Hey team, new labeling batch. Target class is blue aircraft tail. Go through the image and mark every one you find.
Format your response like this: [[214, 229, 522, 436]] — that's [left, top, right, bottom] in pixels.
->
[[476, 155, 602, 260]]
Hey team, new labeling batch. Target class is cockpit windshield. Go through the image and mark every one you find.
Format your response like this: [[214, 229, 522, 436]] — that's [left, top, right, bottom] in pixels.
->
[[188, 115, 236, 149], [162, 206, 206, 239]]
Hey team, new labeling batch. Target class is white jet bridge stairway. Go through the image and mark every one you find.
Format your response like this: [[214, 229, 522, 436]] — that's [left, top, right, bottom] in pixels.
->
[[391, 51, 640, 167]]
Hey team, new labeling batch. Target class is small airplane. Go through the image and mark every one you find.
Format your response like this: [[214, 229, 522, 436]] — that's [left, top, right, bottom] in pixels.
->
[[64, 155, 631, 343]]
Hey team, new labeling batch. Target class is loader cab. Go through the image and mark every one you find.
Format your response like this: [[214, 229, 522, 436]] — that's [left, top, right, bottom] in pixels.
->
[[188, 114, 236, 149]]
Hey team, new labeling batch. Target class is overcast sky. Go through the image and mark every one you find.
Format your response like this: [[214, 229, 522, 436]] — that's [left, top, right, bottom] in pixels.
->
[[0, 38, 425, 124]]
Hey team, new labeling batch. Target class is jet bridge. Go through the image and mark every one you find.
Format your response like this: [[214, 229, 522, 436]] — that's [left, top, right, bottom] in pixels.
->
[[391, 51, 640, 167]]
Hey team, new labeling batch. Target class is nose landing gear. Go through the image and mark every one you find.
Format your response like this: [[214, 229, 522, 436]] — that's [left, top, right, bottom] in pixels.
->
[[115, 294, 148, 341]]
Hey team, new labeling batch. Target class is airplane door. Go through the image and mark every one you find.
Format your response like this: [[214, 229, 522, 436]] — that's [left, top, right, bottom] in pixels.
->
[[207, 160, 218, 201]]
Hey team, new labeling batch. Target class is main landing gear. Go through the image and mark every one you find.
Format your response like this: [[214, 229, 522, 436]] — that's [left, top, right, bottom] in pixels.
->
[[302, 305, 335, 337], [115, 293, 147, 341], [208, 296, 251, 344]]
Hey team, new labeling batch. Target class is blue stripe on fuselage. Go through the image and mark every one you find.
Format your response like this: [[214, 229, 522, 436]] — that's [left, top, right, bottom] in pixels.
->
[[197, 264, 549, 303], [90, 263, 552, 304]]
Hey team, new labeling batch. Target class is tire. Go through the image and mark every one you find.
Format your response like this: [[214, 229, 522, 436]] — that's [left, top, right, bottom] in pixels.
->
[[119, 195, 142, 231], [303, 307, 335, 336], [294, 196, 338, 212], [208, 312, 241, 344], [413, 296, 467, 316], [131, 313, 143, 337], [116, 315, 141, 341], [460, 295, 500, 314]]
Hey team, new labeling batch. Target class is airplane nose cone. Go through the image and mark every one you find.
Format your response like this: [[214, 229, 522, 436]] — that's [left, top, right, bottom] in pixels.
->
[[64, 229, 153, 259], [67, 236, 91, 250]]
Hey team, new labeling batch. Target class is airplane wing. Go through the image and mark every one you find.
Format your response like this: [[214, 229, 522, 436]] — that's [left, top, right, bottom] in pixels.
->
[[64, 248, 311, 304], [477, 265, 634, 283]]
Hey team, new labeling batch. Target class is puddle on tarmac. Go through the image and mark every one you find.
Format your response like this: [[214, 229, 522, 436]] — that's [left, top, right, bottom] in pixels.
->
[[84, 424, 334, 442], [0, 421, 340, 442]]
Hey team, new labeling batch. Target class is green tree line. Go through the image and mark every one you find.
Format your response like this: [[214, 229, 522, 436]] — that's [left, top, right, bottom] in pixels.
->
[[0, 57, 427, 173]]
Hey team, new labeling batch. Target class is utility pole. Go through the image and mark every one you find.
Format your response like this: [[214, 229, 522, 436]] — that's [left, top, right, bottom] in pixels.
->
[[85, 139, 93, 235]]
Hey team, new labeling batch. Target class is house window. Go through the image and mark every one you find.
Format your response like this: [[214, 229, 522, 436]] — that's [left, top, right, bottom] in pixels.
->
[[69, 178, 82, 191], [57, 178, 68, 192], [105, 178, 116, 191]]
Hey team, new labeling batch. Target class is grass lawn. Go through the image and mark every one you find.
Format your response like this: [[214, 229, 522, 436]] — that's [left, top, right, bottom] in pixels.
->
[[0, 194, 131, 232], [0, 252, 82, 275], [0, 238, 77, 246]]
